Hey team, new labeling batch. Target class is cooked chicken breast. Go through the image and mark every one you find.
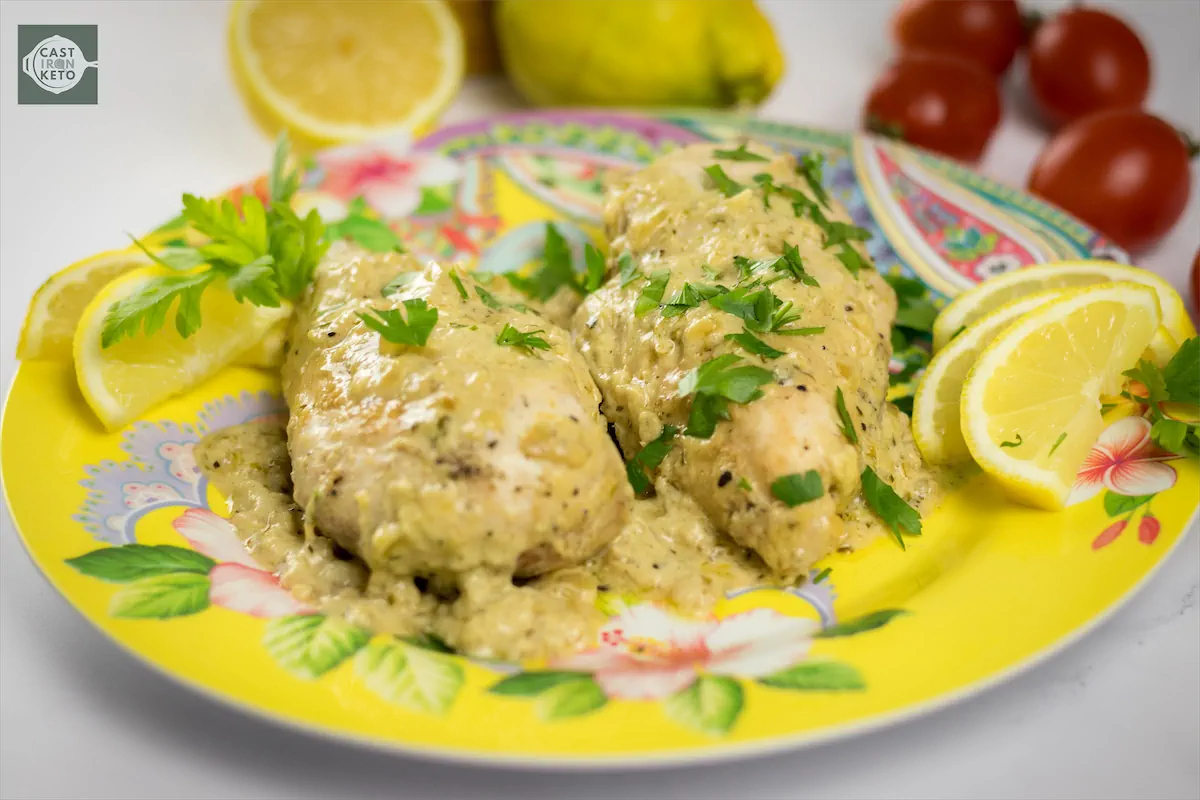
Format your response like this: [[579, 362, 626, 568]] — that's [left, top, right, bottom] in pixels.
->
[[283, 243, 631, 584], [573, 142, 935, 580]]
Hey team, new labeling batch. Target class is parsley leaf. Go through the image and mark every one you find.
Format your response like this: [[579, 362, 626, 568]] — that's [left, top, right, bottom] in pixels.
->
[[662, 282, 727, 317], [448, 269, 469, 300], [835, 244, 868, 277], [725, 329, 785, 360], [100, 272, 216, 347], [835, 387, 858, 444], [737, 476, 752, 491], [496, 323, 551, 354], [635, 270, 671, 317], [1162, 337, 1199, 405], [626, 425, 678, 495], [356, 299, 438, 347], [709, 283, 818, 336], [474, 284, 504, 310], [733, 245, 819, 288], [267, 132, 301, 206], [679, 355, 775, 438], [885, 273, 939, 333], [618, 252, 642, 287], [813, 567, 832, 584], [797, 152, 830, 208], [704, 164, 746, 197], [713, 144, 769, 162], [771, 471, 824, 507], [583, 244, 606, 293], [323, 200, 406, 253], [860, 466, 922, 549], [505, 222, 581, 301]]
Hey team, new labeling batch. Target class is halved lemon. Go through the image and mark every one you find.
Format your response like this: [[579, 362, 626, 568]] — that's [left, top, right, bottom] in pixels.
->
[[17, 248, 153, 361], [229, 0, 464, 148], [914, 288, 1067, 464], [960, 282, 1161, 510], [932, 261, 1191, 353], [75, 268, 292, 430]]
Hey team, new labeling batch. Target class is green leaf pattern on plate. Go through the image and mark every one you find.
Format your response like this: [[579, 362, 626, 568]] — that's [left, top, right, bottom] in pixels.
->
[[263, 614, 372, 680], [355, 639, 466, 715], [664, 676, 744, 736], [108, 572, 211, 619]]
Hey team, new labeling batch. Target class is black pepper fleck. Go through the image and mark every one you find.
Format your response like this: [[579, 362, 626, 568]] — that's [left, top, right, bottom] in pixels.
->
[[718, 471, 732, 487]]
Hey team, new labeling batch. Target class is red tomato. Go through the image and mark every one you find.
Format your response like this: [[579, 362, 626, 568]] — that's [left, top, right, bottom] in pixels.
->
[[863, 53, 1001, 162], [1028, 109, 1194, 253], [891, 0, 1025, 76], [1028, 8, 1151, 127]]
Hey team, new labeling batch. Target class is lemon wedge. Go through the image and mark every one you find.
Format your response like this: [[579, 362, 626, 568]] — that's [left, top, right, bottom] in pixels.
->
[[17, 248, 153, 361], [75, 268, 292, 430], [960, 282, 1161, 509], [932, 260, 1190, 353], [229, 0, 464, 148], [914, 288, 1067, 464]]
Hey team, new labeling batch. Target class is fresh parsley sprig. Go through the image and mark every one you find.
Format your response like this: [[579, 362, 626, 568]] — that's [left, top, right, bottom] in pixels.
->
[[704, 164, 747, 197], [679, 354, 775, 439], [504, 223, 608, 302], [356, 299, 438, 347], [771, 471, 824, 507], [1122, 337, 1200, 454], [725, 329, 785, 360], [104, 133, 329, 347], [860, 466, 922, 549], [835, 387, 858, 444], [626, 425, 679, 495], [713, 144, 769, 162], [496, 323, 551, 354]]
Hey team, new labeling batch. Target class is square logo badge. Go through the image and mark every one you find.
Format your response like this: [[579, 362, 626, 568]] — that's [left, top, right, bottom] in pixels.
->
[[18, 25, 98, 105]]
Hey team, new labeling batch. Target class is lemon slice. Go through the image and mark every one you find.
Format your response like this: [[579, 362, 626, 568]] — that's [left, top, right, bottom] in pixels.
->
[[933, 260, 1190, 353], [17, 248, 153, 361], [914, 288, 1067, 464], [960, 282, 1161, 509], [75, 268, 292, 430], [229, 0, 464, 148]]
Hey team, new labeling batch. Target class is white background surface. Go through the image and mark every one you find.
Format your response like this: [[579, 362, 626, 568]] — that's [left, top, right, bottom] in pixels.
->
[[1, 1, 1198, 798]]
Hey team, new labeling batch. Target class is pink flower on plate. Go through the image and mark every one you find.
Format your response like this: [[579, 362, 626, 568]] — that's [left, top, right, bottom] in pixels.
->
[[1068, 416, 1178, 505], [171, 509, 309, 618], [554, 604, 817, 701], [319, 150, 460, 219]]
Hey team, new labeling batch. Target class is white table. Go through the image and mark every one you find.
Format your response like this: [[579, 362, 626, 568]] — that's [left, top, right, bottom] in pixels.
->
[[1, 2, 1197, 798]]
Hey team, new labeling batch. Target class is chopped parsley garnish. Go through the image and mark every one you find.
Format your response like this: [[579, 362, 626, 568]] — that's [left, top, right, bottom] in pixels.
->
[[679, 354, 775, 438], [813, 567, 832, 584], [473, 283, 504, 309], [495, 323, 551, 354], [1048, 432, 1068, 456], [713, 144, 769, 162], [504, 222, 582, 301], [1000, 434, 1023, 448], [1123, 337, 1200, 455], [323, 196, 406, 253], [737, 476, 752, 491], [709, 283, 812, 335], [835, 387, 858, 444], [703, 164, 746, 197], [105, 133, 328, 346], [797, 152, 830, 208], [835, 244, 868, 277], [618, 252, 642, 287], [662, 282, 727, 317], [771, 470, 824, 507], [820, 219, 872, 248], [733, 245, 819, 287], [700, 264, 723, 280], [356, 299, 438, 347], [634, 270, 671, 316], [448, 269, 469, 300], [860, 466, 922, 549], [583, 244, 606, 293], [625, 425, 678, 495], [725, 329, 786, 360]]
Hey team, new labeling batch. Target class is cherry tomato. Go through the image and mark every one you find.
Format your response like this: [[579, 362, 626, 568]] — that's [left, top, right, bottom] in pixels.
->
[[1028, 8, 1150, 127], [863, 52, 1001, 162], [1028, 109, 1194, 253], [891, 0, 1024, 76]]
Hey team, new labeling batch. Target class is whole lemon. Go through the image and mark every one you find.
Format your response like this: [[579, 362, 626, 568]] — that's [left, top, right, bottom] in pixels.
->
[[495, 0, 783, 107]]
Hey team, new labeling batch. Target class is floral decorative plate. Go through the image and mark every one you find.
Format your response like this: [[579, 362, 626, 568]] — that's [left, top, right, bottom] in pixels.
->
[[3, 111, 1196, 768]]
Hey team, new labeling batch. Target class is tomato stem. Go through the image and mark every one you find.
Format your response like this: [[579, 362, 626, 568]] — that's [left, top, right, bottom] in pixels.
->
[[864, 114, 905, 142], [1179, 129, 1200, 160], [1020, 9, 1044, 42]]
